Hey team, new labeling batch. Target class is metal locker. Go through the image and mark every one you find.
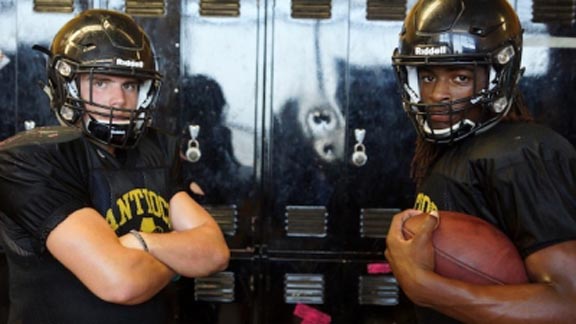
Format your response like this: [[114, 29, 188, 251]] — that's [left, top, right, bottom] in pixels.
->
[[259, 0, 415, 321], [178, 0, 260, 252], [263, 0, 415, 255], [261, 257, 416, 324], [175, 1, 263, 322]]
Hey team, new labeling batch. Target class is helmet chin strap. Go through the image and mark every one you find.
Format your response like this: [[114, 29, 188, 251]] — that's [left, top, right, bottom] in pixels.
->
[[85, 114, 131, 147], [422, 118, 476, 139]]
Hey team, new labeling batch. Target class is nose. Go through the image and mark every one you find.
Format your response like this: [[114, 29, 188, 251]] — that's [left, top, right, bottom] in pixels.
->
[[108, 85, 127, 109], [429, 78, 451, 103]]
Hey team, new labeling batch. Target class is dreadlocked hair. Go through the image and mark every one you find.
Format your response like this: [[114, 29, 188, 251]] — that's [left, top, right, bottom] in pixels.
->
[[411, 91, 534, 188]]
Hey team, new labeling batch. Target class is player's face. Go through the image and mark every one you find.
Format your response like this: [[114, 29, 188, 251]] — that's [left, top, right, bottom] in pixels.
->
[[79, 74, 140, 122], [418, 66, 488, 130]]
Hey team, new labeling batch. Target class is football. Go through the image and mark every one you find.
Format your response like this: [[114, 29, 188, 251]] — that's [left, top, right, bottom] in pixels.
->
[[401, 210, 529, 285]]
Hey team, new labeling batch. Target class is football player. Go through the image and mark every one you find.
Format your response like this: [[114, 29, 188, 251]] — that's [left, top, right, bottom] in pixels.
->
[[385, 0, 576, 323], [0, 9, 229, 323]]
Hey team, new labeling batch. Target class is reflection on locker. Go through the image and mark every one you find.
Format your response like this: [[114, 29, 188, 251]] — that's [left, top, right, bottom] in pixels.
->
[[0, 0, 575, 323]]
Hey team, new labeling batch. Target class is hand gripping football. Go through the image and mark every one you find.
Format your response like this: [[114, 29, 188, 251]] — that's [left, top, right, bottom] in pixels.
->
[[402, 211, 529, 285]]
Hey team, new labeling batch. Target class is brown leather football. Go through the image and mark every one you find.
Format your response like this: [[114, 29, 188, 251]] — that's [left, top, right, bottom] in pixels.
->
[[402, 210, 529, 285]]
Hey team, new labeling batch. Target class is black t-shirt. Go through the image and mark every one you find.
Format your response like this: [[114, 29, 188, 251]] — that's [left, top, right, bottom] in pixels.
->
[[411, 122, 576, 323], [0, 126, 183, 324]]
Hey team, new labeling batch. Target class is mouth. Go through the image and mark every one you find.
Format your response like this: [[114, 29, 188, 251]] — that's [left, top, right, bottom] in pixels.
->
[[426, 111, 460, 129], [424, 103, 467, 128], [428, 113, 453, 123]]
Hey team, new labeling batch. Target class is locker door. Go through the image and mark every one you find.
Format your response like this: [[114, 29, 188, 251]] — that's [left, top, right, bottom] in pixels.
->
[[264, 0, 352, 254], [263, 0, 415, 255], [176, 1, 263, 322], [341, 0, 414, 253], [0, 0, 89, 139], [178, 0, 260, 250]]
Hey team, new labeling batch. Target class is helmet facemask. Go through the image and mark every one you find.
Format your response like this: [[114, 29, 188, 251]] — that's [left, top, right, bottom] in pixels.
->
[[51, 59, 160, 149], [394, 44, 520, 144], [391, 0, 523, 144], [84, 74, 156, 149]]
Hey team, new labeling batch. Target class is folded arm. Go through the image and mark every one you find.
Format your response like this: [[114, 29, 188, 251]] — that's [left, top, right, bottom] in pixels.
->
[[46, 192, 229, 305], [134, 191, 230, 278], [46, 207, 175, 305]]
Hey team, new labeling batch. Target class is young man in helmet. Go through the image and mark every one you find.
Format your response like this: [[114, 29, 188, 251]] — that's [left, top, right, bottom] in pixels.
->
[[385, 0, 576, 323], [0, 9, 229, 323]]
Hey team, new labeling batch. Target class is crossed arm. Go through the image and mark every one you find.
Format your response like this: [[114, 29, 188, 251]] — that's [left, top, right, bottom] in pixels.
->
[[385, 209, 576, 324], [46, 191, 230, 305]]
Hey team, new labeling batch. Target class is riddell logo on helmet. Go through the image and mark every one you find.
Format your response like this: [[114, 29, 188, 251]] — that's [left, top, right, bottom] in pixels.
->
[[115, 58, 144, 68], [414, 46, 448, 56]]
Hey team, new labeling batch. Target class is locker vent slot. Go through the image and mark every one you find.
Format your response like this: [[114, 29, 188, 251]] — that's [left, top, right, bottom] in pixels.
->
[[291, 0, 332, 19], [360, 208, 398, 238], [366, 0, 406, 21], [200, 0, 241, 17], [206, 205, 238, 236], [532, 0, 576, 25], [358, 275, 399, 306], [285, 206, 327, 237], [284, 273, 324, 304], [194, 271, 235, 302], [33, 0, 74, 13], [125, 0, 166, 16]]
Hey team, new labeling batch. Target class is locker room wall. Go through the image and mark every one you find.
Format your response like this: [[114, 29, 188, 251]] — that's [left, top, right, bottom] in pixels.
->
[[0, 0, 575, 323]]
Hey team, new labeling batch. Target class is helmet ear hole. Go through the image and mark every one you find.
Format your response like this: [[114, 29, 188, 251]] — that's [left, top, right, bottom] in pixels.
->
[[491, 97, 508, 114], [58, 105, 81, 124]]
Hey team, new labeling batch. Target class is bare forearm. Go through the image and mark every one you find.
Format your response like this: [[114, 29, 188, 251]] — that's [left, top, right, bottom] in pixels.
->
[[100, 248, 174, 305], [407, 270, 576, 323], [140, 226, 229, 277], [47, 208, 175, 305]]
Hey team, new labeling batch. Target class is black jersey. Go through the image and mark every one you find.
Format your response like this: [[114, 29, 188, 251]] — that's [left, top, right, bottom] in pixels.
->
[[0, 126, 183, 324], [413, 122, 576, 324]]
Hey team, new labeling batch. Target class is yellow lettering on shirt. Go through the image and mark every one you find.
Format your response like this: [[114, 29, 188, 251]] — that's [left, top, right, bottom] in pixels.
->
[[105, 188, 172, 233], [414, 192, 438, 214]]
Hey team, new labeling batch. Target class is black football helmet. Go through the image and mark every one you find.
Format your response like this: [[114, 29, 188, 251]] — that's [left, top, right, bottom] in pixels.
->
[[39, 9, 162, 148], [392, 0, 523, 143]]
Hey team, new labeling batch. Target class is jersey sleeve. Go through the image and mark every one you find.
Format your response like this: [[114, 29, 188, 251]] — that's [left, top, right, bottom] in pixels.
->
[[486, 131, 576, 257], [0, 136, 91, 255]]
